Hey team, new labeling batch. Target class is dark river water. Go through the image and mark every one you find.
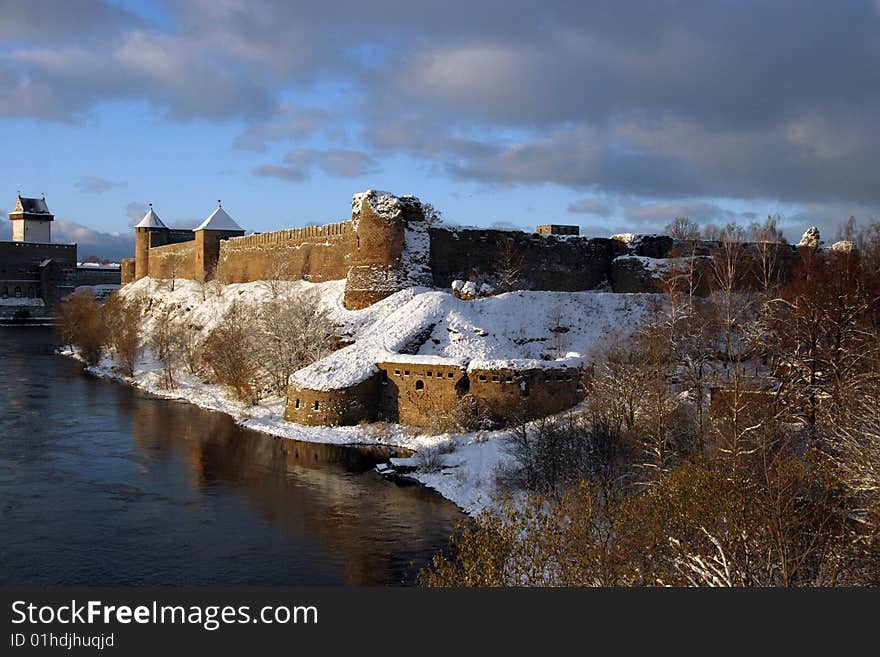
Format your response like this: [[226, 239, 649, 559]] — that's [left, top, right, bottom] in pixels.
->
[[0, 327, 461, 586]]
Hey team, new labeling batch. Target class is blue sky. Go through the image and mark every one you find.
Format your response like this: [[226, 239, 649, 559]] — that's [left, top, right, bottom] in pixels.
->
[[2, 1, 879, 259]]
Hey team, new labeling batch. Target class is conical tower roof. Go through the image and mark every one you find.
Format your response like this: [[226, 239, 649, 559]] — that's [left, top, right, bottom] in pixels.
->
[[195, 203, 242, 231], [134, 205, 166, 229]]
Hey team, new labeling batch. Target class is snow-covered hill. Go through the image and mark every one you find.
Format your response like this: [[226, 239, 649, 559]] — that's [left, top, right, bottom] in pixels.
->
[[101, 277, 659, 512]]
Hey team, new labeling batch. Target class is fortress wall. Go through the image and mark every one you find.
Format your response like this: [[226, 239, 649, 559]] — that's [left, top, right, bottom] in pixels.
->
[[120, 259, 135, 286], [468, 366, 583, 422], [147, 241, 195, 280], [285, 374, 379, 426], [377, 362, 468, 428], [217, 221, 353, 284], [428, 227, 628, 291]]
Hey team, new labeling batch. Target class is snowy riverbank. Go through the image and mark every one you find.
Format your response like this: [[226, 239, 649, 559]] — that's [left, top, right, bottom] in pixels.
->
[[61, 277, 654, 513]]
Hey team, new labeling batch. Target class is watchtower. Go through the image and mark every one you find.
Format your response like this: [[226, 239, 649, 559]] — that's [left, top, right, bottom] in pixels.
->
[[9, 194, 54, 243], [193, 202, 244, 281], [134, 204, 168, 280]]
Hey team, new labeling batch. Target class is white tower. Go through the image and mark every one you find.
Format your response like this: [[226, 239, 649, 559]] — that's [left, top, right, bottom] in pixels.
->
[[9, 194, 54, 243]]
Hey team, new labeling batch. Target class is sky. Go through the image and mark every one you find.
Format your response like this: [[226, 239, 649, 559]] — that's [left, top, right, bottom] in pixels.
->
[[1, 0, 879, 260]]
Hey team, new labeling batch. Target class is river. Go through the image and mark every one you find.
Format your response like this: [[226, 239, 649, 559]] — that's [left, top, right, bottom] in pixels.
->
[[0, 327, 462, 586]]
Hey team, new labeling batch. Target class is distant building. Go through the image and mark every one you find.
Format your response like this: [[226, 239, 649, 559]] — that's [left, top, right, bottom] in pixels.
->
[[1, 194, 120, 319], [9, 194, 54, 242], [536, 224, 579, 236]]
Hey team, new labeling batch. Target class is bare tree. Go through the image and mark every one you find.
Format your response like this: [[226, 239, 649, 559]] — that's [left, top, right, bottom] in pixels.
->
[[101, 292, 143, 376], [162, 251, 189, 291], [56, 289, 107, 365], [260, 249, 292, 299], [255, 288, 337, 395], [422, 202, 443, 228], [749, 215, 787, 297], [494, 238, 525, 292], [203, 301, 262, 403], [665, 217, 701, 242], [148, 306, 183, 388]]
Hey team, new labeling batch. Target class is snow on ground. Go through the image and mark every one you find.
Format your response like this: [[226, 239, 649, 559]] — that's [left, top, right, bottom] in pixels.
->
[[75, 276, 657, 513]]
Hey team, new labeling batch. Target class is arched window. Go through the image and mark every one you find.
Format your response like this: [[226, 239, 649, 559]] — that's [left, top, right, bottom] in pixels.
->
[[313, 400, 319, 410], [415, 380, 425, 391], [14, 286, 21, 298], [294, 399, 300, 409]]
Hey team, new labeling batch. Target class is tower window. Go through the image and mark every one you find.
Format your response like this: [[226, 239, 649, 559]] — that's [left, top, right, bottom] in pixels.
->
[[313, 400, 320, 410]]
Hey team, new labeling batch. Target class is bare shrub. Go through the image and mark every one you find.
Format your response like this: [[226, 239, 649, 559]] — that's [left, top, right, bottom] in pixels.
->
[[56, 289, 107, 366], [149, 306, 183, 388], [260, 249, 292, 299], [425, 395, 494, 434], [256, 288, 337, 395], [415, 446, 445, 472], [203, 301, 261, 403], [100, 292, 143, 376], [500, 412, 624, 497]]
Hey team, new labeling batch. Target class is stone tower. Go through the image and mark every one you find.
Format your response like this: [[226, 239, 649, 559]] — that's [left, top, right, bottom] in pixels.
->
[[343, 190, 431, 309], [134, 204, 167, 280], [9, 194, 53, 243], [193, 202, 244, 281]]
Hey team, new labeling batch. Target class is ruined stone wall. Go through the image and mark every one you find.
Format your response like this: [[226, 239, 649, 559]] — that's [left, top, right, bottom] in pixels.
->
[[468, 366, 583, 422], [217, 222, 353, 284], [377, 362, 468, 428], [147, 241, 195, 280], [285, 374, 379, 426], [428, 228, 627, 291]]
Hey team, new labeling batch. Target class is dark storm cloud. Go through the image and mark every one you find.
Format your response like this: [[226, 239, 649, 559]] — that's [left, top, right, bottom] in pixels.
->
[[3, 0, 880, 209]]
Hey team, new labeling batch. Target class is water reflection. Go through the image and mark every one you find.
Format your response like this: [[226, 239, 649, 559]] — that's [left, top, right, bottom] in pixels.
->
[[0, 328, 462, 586]]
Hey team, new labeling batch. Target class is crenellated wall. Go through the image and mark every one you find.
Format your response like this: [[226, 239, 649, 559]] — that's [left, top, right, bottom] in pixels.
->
[[216, 222, 352, 284], [127, 190, 815, 306]]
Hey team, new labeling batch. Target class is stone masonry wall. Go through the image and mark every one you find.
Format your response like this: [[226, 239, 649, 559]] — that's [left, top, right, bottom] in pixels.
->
[[377, 362, 468, 428], [428, 228, 627, 291], [120, 258, 135, 286], [217, 222, 352, 284], [468, 365, 583, 422], [285, 374, 379, 426], [147, 241, 195, 280]]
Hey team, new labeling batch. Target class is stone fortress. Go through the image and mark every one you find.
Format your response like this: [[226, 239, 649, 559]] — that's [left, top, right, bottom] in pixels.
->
[[125, 189, 809, 428], [1, 194, 121, 319]]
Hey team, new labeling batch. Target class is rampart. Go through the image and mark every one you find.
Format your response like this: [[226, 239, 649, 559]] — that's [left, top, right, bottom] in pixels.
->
[[217, 222, 352, 284], [285, 357, 584, 429], [128, 190, 818, 312], [429, 228, 625, 291], [147, 241, 196, 280]]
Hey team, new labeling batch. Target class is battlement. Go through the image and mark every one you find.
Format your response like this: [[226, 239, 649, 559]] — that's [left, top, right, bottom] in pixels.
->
[[227, 221, 352, 247], [128, 189, 819, 310]]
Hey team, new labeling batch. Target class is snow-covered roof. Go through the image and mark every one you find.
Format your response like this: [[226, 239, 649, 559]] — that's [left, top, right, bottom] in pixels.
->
[[134, 206, 167, 229], [195, 205, 242, 231], [467, 356, 585, 372], [379, 354, 468, 368]]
